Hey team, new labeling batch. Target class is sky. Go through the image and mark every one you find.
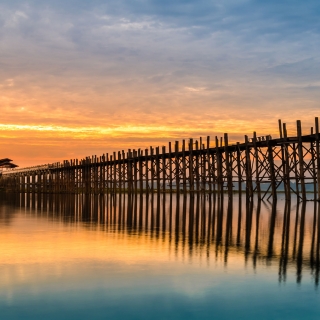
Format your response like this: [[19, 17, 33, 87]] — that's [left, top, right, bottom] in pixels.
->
[[1, 0, 320, 167]]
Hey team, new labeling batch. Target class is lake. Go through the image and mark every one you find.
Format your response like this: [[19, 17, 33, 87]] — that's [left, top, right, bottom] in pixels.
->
[[0, 192, 319, 319]]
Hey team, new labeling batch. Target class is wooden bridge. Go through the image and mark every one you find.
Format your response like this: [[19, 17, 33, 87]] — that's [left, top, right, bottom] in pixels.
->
[[1, 118, 320, 201]]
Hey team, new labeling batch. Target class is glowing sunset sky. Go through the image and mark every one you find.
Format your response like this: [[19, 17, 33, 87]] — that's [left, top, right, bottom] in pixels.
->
[[1, 0, 319, 166]]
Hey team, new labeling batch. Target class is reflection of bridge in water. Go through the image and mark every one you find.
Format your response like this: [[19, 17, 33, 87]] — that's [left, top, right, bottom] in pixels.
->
[[1, 118, 320, 201], [3, 192, 320, 285]]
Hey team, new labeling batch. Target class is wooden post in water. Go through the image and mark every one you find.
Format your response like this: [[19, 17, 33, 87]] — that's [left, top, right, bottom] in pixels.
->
[[139, 149, 143, 192], [162, 146, 166, 193], [207, 136, 211, 192], [175, 141, 180, 194], [310, 127, 317, 201], [279, 121, 288, 199], [145, 149, 149, 193], [315, 117, 320, 201], [292, 142, 300, 198], [224, 133, 233, 198], [169, 142, 173, 192], [118, 152, 122, 194], [200, 137, 204, 191], [156, 147, 160, 193], [267, 135, 277, 200], [253, 132, 261, 200], [133, 149, 138, 195], [106, 154, 109, 193], [215, 137, 221, 194], [195, 140, 200, 192], [189, 139, 194, 193], [283, 123, 291, 200], [122, 150, 126, 193], [297, 120, 306, 201], [128, 150, 132, 194], [150, 147, 154, 193], [182, 140, 187, 193], [236, 142, 242, 194], [244, 135, 253, 199]]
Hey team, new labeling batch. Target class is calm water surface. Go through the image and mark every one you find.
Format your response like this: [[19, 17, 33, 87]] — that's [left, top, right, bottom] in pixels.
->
[[0, 192, 320, 319]]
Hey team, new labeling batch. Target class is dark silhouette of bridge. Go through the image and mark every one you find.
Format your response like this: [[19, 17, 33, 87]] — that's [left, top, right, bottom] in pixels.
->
[[1, 118, 320, 202]]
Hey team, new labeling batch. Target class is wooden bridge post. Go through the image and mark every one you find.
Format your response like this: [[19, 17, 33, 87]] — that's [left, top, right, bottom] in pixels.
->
[[297, 120, 306, 201], [224, 133, 233, 197], [156, 147, 160, 193], [32, 173, 36, 194], [133, 149, 138, 194], [200, 137, 205, 191], [310, 127, 317, 201], [195, 140, 200, 192], [162, 146, 166, 193], [113, 152, 117, 194], [315, 117, 320, 201], [245, 135, 253, 199], [127, 150, 133, 194], [182, 140, 187, 193], [122, 150, 126, 193], [145, 149, 149, 193], [207, 136, 211, 192], [175, 141, 180, 194], [138, 149, 143, 192], [267, 135, 277, 200], [109, 155, 113, 193], [280, 122, 288, 198], [150, 147, 154, 192], [169, 142, 173, 192], [236, 142, 242, 194], [81, 159, 85, 193], [215, 136, 221, 194], [283, 123, 291, 200], [25, 173, 30, 193], [105, 154, 109, 193], [292, 143, 300, 197], [189, 139, 194, 193], [253, 132, 261, 200]]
